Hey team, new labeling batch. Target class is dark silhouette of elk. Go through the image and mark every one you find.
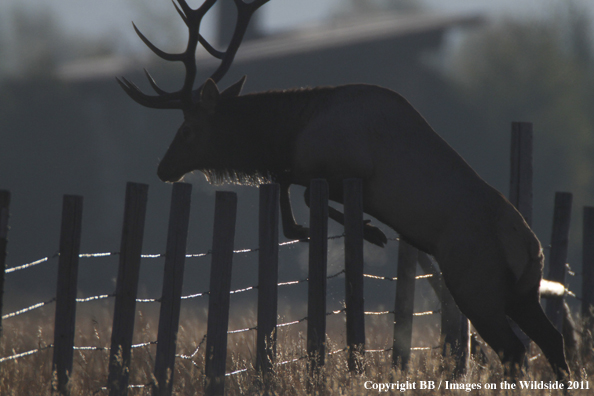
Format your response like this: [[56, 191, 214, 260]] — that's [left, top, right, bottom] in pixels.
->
[[118, 0, 570, 381]]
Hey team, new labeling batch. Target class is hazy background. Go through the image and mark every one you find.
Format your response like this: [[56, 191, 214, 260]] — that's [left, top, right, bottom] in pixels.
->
[[1, 0, 593, 327]]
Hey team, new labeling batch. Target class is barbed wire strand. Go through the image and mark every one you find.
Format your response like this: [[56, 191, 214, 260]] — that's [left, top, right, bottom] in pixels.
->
[[3, 235, 346, 275], [0, 345, 52, 363], [76, 294, 113, 303], [364, 309, 438, 316], [364, 273, 435, 282], [0, 340, 157, 364], [1, 298, 56, 320], [4, 256, 52, 273], [177, 335, 207, 361]]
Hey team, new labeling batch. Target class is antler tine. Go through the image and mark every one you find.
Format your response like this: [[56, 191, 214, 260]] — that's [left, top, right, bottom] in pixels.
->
[[197, 0, 270, 88], [171, 0, 189, 26], [132, 23, 184, 62], [116, 77, 184, 109], [143, 69, 169, 96], [198, 34, 225, 59]]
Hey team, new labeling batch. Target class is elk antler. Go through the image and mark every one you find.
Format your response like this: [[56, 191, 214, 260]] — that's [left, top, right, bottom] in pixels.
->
[[117, 0, 269, 110]]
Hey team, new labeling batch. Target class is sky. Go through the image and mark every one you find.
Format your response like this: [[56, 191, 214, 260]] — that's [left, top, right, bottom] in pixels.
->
[[2, 0, 590, 40]]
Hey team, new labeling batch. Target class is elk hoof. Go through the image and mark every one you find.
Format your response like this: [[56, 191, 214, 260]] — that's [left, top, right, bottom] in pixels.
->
[[363, 221, 388, 247], [283, 225, 310, 241]]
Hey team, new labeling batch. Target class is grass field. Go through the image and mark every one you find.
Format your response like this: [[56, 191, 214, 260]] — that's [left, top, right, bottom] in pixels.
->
[[1, 304, 592, 395]]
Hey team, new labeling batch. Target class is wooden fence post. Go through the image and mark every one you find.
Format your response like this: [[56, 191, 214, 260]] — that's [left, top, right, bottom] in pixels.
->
[[510, 122, 533, 226], [392, 240, 417, 370], [153, 183, 192, 396], [307, 179, 328, 376], [256, 184, 280, 375], [582, 206, 594, 359], [583, 207, 594, 325], [418, 248, 469, 373], [545, 192, 573, 331], [108, 182, 149, 396], [205, 191, 237, 396], [344, 179, 365, 372], [441, 280, 470, 376], [52, 195, 83, 396], [509, 122, 533, 361], [0, 190, 10, 336]]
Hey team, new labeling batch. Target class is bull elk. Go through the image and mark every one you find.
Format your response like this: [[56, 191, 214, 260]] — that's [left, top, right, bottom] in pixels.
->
[[117, 0, 570, 380]]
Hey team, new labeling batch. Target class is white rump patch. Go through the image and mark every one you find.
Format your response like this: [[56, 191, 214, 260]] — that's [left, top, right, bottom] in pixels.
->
[[539, 279, 565, 298]]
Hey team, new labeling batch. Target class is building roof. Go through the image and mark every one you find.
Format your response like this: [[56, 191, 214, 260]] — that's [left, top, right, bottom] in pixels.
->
[[230, 12, 483, 64], [56, 12, 483, 82]]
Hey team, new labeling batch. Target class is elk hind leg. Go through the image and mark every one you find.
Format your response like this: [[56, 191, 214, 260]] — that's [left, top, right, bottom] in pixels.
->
[[465, 310, 527, 378], [447, 280, 526, 377], [506, 287, 570, 381]]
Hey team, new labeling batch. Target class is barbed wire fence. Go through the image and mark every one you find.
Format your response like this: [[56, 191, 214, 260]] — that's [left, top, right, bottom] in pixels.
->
[[0, 244, 442, 348], [1, 183, 589, 396], [0, 236, 439, 355], [0, 182, 454, 395], [0, 243, 441, 394]]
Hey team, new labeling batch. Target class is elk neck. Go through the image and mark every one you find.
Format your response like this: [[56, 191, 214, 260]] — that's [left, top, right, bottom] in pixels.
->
[[202, 86, 337, 184]]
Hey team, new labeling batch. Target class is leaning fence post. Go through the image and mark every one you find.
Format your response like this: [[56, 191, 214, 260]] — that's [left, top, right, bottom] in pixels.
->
[[205, 191, 237, 396], [153, 183, 192, 396], [307, 179, 329, 377], [545, 192, 573, 331], [392, 240, 417, 370], [256, 184, 280, 375], [52, 195, 83, 396], [344, 179, 365, 372], [0, 190, 10, 336], [582, 206, 594, 359], [108, 182, 149, 396]]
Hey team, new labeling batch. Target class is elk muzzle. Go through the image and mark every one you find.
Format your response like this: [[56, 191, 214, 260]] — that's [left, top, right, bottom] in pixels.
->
[[157, 161, 185, 183]]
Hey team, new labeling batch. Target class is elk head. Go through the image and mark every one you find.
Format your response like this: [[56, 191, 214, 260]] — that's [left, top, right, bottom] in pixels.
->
[[117, 0, 269, 182]]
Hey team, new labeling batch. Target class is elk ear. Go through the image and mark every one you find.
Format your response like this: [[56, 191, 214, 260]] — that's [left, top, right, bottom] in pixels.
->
[[221, 75, 246, 98], [200, 79, 220, 112]]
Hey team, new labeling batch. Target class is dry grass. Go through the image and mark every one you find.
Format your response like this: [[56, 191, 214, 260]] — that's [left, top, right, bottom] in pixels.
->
[[1, 304, 593, 395]]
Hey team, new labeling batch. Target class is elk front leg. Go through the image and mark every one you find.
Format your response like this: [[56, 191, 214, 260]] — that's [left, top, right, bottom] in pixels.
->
[[279, 182, 310, 240], [302, 187, 387, 247]]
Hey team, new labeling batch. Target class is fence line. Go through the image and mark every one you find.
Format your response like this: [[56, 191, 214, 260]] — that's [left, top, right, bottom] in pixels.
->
[[1, 236, 580, 356], [1, 241, 580, 350]]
